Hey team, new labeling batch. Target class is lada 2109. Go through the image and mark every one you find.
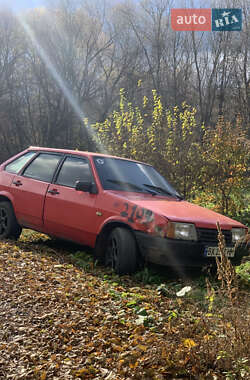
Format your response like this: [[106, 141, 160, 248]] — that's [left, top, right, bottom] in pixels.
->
[[0, 147, 248, 274]]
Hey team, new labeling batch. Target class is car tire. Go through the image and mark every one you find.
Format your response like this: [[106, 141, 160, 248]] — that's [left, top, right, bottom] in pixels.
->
[[232, 241, 249, 266], [105, 227, 138, 275], [231, 253, 243, 266], [0, 201, 22, 240]]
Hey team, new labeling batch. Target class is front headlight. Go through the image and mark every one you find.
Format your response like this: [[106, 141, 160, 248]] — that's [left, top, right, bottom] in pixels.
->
[[232, 228, 246, 243], [166, 222, 197, 241]]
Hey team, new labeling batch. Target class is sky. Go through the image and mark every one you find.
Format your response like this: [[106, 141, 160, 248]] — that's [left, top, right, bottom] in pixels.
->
[[0, 0, 215, 12], [0, 0, 45, 11]]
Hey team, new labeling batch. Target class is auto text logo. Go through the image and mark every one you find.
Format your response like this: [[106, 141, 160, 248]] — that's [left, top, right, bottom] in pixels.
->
[[171, 8, 242, 32]]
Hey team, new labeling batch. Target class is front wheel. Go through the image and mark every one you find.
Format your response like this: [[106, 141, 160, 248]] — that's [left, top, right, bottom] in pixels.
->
[[0, 202, 22, 240], [105, 227, 138, 275]]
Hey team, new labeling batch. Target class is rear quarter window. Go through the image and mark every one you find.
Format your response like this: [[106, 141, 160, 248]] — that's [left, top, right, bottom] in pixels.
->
[[5, 152, 36, 174]]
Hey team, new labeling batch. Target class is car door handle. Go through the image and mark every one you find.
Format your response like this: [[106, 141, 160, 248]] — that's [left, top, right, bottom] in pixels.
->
[[47, 189, 60, 195], [13, 180, 23, 187]]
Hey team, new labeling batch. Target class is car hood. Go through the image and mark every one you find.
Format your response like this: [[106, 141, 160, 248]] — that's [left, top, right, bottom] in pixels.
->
[[108, 191, 245, 229]]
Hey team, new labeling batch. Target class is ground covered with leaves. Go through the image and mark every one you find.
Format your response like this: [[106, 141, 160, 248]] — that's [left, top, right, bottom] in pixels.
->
[[0, 231, 249, 379]]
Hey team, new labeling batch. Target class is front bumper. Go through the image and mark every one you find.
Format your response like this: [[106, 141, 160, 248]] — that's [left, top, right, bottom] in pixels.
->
[[135, 231, 245, 268]]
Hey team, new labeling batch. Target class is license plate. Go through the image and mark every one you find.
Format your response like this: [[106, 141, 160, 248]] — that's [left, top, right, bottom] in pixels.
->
[[205, 246, 235, 258]]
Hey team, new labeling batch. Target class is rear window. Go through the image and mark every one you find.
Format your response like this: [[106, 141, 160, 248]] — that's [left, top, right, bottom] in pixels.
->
[[5, 152, 36, 174]]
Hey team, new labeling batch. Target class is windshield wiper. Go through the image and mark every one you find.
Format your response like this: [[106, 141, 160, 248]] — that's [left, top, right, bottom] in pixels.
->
[[106, 179, 156, 195], [143, 184, 183, 200]]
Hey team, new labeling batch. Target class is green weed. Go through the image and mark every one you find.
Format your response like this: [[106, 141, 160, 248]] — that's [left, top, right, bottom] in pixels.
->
[[236, 261, 250, 285]]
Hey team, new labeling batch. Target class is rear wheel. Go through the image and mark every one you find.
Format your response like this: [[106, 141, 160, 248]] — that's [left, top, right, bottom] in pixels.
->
[[0, 202, 22, 240], [105, 227, 138, 275]]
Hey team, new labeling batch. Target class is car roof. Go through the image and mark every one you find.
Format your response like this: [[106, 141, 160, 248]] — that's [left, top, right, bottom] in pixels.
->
[[27, 146, 148, 165]]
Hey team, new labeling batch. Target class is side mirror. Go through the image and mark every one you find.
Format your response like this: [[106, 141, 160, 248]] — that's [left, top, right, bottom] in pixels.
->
[[75, 181, 97, 194]]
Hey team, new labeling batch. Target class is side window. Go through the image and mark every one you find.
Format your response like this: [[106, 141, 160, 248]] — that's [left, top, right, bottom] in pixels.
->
[[23, 153, 62, 183], [56, 156, 92, 188], [5, 152, 36, 174]]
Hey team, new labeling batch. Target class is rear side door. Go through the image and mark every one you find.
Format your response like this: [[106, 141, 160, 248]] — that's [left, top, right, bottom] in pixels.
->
[[43, 155, 98, 246], [10, 153, 62, 229]]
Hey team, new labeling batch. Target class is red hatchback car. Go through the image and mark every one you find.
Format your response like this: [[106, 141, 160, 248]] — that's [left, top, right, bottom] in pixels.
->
[[0, 147, 248, 274]]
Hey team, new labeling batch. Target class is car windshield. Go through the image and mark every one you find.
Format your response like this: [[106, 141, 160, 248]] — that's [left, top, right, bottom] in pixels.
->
[[93, 156, 182, 198]]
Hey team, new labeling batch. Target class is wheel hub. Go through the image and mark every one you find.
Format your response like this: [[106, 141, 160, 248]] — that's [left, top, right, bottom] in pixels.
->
[[106, 236, 119, 269]]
